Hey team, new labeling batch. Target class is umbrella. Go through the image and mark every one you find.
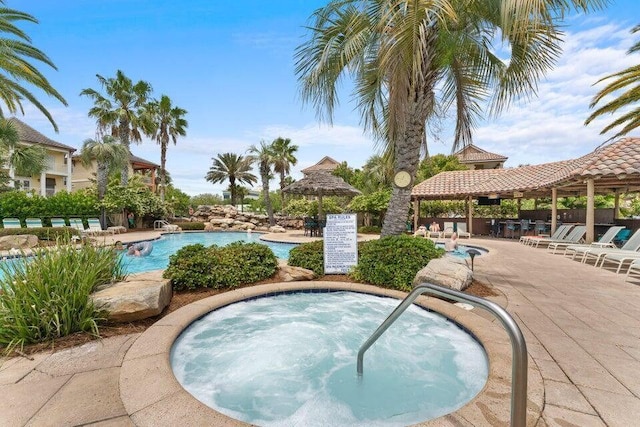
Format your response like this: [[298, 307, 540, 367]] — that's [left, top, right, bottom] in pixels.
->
[[282, 171, 362, 219]]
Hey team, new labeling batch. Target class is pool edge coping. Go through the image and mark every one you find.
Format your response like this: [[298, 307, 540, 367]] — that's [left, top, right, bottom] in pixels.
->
[[119, 281, 543, 426]]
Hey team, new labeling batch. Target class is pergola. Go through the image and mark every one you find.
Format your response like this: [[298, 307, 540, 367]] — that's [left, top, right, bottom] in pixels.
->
[[412, 137, 640, 242]]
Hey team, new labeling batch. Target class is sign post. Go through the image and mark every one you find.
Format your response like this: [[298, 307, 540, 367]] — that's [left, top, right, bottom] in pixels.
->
[[323, 213, 358, 274]]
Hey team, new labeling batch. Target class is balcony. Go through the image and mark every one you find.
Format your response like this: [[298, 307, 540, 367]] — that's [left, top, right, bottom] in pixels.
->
[[45, 163, 69, 176]]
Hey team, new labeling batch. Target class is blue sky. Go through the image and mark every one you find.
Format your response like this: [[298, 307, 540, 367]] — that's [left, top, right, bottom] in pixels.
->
[[13, 0, 640, 195]]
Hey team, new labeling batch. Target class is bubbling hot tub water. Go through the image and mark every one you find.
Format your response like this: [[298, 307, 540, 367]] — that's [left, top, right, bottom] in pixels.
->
[[171, 291, 488, 427]]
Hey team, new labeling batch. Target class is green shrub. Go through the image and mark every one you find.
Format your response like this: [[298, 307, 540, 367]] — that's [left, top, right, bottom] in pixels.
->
[[0, 227, 78, 241], [173, 221, 205, 230], [349, 235, 444, 291], [0, 242, 126, 351], [358, 225, 381, 234], [163, 242, 278, 291], [288, 240, 324, 276]]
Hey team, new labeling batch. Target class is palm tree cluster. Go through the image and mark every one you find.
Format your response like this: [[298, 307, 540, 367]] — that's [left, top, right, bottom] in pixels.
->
[[296, 0, 607, 236], [80, 70, 188, 201], [205, 137, 298, 225]]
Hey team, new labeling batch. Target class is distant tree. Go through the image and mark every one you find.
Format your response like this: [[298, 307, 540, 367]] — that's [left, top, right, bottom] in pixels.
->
[[205, 153, 256, 206], [416, 154, 468, 182], [190, 193, 224, 206], [586, 24, 640, 139], [0, 4, 67, 130], [149, 95, 188, 201], [80, 70, 155, 185], [271, 137, 298, 209], [247, 141, 276, 225], [362, 155, 394, 190], [79, 135, 129, 226], [164, 185, 191, 217]]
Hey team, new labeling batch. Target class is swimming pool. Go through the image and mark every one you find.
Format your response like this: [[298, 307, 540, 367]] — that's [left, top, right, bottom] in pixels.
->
[[121, 232, 297, 274]]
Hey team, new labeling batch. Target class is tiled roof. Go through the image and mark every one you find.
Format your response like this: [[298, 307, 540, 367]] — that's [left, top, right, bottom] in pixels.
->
[[454, 144, 507, 163], [413, 137, 640, 199], [130, 154, 159, 168], [301, 156, 340, 174], [8, 117, 76, 152]]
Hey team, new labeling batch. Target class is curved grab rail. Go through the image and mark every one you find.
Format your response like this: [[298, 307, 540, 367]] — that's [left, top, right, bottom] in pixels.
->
[[356, 283, 527, 427]]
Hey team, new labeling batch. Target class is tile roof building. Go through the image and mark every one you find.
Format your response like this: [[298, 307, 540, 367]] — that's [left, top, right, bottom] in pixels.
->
[[453, 144, 508, 169]]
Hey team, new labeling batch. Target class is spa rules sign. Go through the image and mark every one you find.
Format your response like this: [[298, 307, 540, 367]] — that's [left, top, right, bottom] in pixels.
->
[[323, 213, 358, 274]]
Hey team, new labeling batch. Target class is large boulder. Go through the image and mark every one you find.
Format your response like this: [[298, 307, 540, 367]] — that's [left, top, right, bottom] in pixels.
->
[[210, 217, 235, 226], [0, 234, 39, 250], [90, 272, 172, 322], [413, 256, 472, 291], [269, 225, 286, 233], [276, 261, 316, 281]]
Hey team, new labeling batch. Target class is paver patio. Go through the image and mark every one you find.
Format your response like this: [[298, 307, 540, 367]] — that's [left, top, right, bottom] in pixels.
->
[[1, 233, 639, 426]]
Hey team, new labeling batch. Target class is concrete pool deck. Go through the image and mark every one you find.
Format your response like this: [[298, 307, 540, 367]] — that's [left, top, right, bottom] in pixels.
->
[[1, 232, 639, 425]]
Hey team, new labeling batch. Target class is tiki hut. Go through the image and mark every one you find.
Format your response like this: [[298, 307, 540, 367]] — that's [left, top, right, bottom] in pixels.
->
[[282, 171, 361, 219]]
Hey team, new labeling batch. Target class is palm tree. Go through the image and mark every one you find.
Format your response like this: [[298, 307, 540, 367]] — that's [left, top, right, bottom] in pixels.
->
[[0, 119, 46, 187], [271, 137, 298, 209], [79, 135, 129, 227], [150, 95, 188, 201], [205, 153, 256, 206], [0, 3, 67, 131], [247, 141, 276, 225], [585, 24, 640, 139], [296, 0, 605, 236], [80, 70, 155, 186]]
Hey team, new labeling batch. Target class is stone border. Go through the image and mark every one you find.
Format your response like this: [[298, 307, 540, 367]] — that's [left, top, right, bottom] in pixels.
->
[[120, 281, 543, 426]]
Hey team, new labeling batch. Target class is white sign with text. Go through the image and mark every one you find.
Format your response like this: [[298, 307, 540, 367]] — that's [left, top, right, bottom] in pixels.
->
[[323, 213, 358, 274]]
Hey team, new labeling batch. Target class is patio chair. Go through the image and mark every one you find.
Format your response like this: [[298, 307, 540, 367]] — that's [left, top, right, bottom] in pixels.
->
[[534, 220, 547, 236], [69, 218, 87, 234], [86, 218, 115, 235], [25, 218, 43, 228], [441, 221, 455, 238], [456, 223, 471, 239], [530, 225, 586, 249], [551, 226, 625, 255], [613, 229, 632, 248], [50, 218, 68, 228], [1, 218, 22, 228], [520, 224, 572, 245], [519, 219, 531, 238], [505, 220, 517, 239], [573, 229, 640, 265]]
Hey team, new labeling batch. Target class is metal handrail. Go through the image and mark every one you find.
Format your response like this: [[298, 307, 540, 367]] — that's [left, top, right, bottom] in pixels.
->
[[356, 283, 528, 427]]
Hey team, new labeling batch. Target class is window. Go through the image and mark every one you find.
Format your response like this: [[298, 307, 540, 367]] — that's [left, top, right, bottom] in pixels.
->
[[22, 180, 30, 190]]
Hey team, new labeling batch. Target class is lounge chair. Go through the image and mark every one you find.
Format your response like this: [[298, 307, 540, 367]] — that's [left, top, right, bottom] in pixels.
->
[[154, 219, 180, 232], [70, 218, 86, 234], [441, 221, 455, 238], [456, 223, 471, 239], [530, 225, 586, 249], [550, 226, 625, 255], [625, 259, 640, 283], [50, 218, 68, 228], [25, 218, 43, 228], [573, 229, 640, 265], [520, 224, 571, 245], [1, 218, 22, 228], [86, 218, 114, 236]]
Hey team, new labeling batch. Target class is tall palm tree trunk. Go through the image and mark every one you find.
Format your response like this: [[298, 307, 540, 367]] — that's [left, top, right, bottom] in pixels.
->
[[381, 101, 429, 237], [279, 171, 286, 213], [262, 170, 275, 225], [119, 120, 130, 186], [229, 176, 236, 206], [160, 135, 168, 201]]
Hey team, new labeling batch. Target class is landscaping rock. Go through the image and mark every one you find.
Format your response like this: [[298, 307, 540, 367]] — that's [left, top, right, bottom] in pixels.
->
[[276, 261, 315, 281], [413, 257, 472, 291], [203, 222, 214, 232], [0, 234, 39, 250], [269, 225, 286, 233], [90, 274, 172, 322]]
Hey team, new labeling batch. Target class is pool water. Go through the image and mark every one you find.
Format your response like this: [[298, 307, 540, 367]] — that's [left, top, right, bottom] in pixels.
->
[[121, 232, 296, 274], [171, 291, 488, 427]]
